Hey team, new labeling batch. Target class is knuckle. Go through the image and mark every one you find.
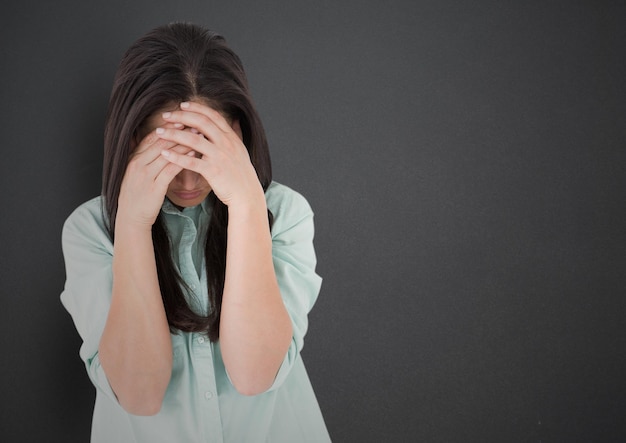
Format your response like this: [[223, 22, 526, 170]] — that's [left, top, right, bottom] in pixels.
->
[[185, 157, 198, 168], [200, 114, 213, 125]]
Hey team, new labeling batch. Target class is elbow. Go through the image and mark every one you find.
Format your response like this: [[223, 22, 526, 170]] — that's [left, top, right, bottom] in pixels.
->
[[227, 365, 277, 396], [108, 373, 170, 416], [231, 378, 272, 397], [99, 354, 172, 416], [118, 392, 165, 416], [226, 356, 287, 396]]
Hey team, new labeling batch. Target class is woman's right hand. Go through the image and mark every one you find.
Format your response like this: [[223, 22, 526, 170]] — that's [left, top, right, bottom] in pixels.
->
[[116, 130, 187, 229]]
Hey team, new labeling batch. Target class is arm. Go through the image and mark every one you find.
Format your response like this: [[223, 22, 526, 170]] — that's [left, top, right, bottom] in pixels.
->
[[98, 130, 184, 415], [219, 192, 293, 395], [159, 102, 293, 395], [98, 221, 173, 415]]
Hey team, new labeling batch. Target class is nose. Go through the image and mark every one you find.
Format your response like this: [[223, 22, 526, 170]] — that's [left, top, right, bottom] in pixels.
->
[[176, 169, 199, 190]]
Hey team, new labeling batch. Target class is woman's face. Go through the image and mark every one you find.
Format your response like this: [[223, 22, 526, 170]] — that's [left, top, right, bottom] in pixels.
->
[[135, 102, 241, 209]]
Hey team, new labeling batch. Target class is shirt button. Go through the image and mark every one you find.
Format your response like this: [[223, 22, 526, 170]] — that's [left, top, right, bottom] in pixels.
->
[[204, 391, 214, 400], [197, 337, 205, 344], [190, 284, 197, 290]]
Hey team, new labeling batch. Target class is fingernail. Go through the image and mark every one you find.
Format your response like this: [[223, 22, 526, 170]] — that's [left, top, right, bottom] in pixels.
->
[[181, 102, 190, 109], [173, 123, 183, 128], [190, 128, 199, 134], [162, 112, 172, 119], [156, 128, 165, 135], [161, 149, 170, 157]]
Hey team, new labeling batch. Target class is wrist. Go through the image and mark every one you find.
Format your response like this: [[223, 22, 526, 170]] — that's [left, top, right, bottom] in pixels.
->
[[114, 210, 155, 237], [227, 191, 268, 221]]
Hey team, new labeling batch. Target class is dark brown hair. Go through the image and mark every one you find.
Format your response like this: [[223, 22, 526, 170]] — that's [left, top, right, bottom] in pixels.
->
[[102, 22, 272, 341]]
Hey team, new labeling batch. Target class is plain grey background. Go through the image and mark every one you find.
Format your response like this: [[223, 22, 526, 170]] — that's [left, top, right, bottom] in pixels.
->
[[1, 1, 625, 442]]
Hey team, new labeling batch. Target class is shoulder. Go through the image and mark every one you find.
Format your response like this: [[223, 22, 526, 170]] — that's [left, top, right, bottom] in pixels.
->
[[265, 181, 313, 221], [62, 196, 112, 249], [265, 181, 316, 240], [63, 196, 107, 231]]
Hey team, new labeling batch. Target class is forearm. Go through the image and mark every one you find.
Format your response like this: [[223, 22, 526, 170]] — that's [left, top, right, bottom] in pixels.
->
[[99, 218, 172, 415], [219, 194, 293, 396]]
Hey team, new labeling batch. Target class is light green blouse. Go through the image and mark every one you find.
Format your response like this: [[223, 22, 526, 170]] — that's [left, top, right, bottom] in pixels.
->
[[61, 182, 330, 443]]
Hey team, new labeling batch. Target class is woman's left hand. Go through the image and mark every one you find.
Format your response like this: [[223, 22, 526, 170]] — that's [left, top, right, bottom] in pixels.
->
[[157, 101, 264, 208]]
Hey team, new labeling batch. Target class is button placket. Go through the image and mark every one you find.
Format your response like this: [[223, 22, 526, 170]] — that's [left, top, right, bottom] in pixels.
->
[[179, 216, 202, 302], [191, 341, 223, 443]]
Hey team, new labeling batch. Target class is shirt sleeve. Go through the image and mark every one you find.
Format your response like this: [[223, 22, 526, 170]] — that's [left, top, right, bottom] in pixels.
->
[[60, 198, 118, 402], [264, 184, 323, 391]]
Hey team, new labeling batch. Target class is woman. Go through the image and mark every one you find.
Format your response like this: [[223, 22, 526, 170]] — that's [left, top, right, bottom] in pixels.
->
[[61, 22, 330, 442]]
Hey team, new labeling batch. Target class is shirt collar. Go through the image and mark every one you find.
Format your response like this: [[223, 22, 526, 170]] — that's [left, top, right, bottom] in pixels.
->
[[161, 197, 212, 217]]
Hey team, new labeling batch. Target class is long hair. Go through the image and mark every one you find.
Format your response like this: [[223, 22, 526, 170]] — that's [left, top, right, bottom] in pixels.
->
[[102, 23, 272, 341]]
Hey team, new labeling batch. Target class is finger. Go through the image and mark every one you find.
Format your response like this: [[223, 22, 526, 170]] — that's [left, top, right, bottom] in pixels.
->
[[162, 103, 232, 135], [155, 127, 215, 157], [133, 120, 188, 158], [160, 111, 224, 144], [154, 162, 184, 190], [147, 143, 194, 163], [143, 144, 195, 177], [132, 131, 178, 162], [181, 101, 233, 132], [151, 144, 195, 184], [160, 148, 205, 175]]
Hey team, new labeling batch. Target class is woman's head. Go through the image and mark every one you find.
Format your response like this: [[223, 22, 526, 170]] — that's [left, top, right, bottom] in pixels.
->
[[102, 22, 271, 227]]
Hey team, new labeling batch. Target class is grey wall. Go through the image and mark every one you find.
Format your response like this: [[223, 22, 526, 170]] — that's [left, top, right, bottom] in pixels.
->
[[1, 1, 625, 442]]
